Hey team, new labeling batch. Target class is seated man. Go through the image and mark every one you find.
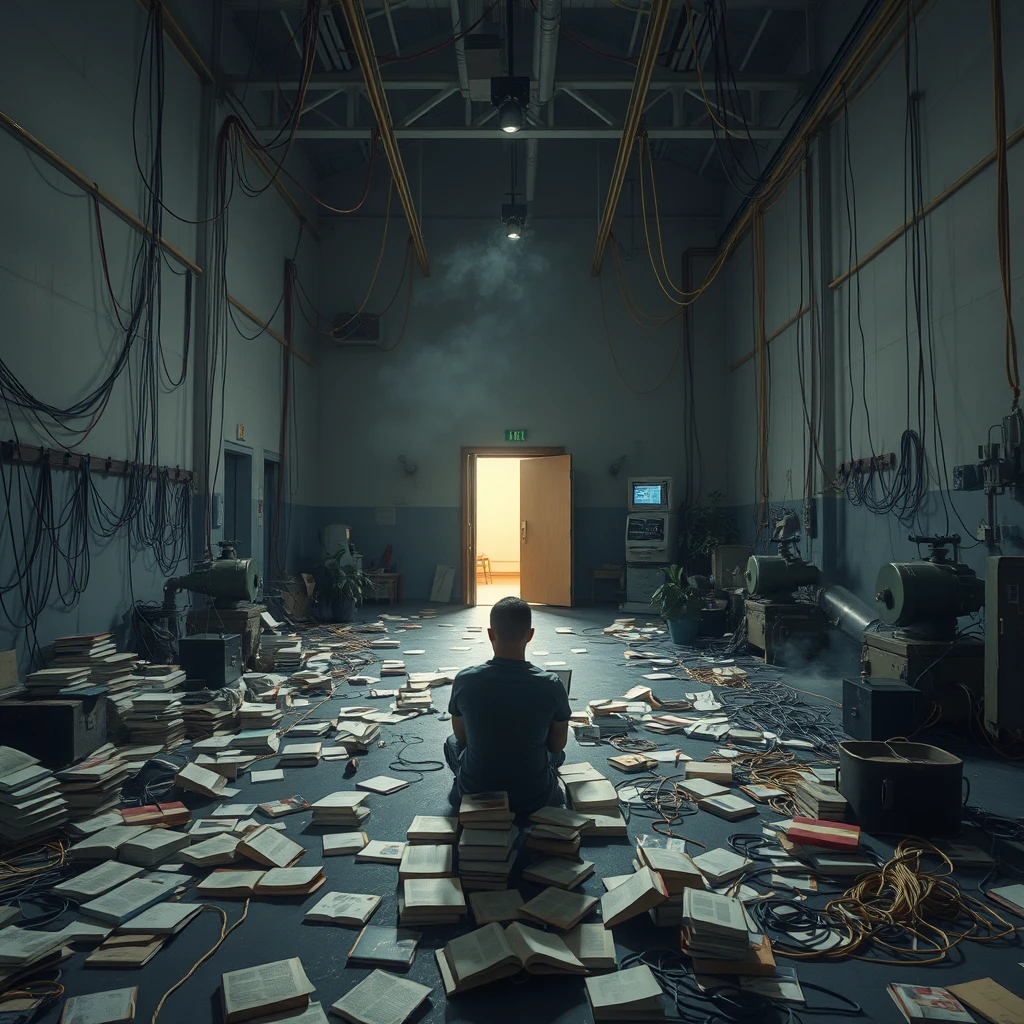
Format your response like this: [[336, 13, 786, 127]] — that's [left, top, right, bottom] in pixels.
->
[[444, 596, 570, 815]]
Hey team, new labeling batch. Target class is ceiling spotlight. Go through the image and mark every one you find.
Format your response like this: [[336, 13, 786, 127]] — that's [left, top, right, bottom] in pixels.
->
[[498, 98, 523, 133], [502, 203, 527, 241]]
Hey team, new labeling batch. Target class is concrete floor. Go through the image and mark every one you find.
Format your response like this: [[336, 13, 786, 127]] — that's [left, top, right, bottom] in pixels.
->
[[41, 604, 1024, 1024], [475, 580, 520, 605]]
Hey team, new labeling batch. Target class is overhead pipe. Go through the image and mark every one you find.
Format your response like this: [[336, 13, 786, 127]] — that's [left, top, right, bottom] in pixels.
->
[[526, 0, 561, 205], [591, 0, 671, 276], [340, 0, 430, 275], [450, 0, 471, 99]]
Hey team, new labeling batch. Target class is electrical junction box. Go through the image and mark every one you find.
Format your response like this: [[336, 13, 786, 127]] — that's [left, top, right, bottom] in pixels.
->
[[985, 555, 1024, 732], [842, 676, 918, 741], [178, 632, 242, 687], [211, 492, 224, 529]]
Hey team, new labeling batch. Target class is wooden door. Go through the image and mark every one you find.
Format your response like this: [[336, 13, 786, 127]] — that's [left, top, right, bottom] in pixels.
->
[[520, 455, 573, 606]]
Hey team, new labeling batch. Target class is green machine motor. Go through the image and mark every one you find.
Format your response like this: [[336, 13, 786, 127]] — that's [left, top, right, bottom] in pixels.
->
[[874, 535, 984, 640], [163, 541, 260, 610]]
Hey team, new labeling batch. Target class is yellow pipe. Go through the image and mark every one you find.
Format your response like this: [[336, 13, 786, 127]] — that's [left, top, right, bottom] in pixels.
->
[[591, 0, 671, 277], [341, 0, 430, 276]]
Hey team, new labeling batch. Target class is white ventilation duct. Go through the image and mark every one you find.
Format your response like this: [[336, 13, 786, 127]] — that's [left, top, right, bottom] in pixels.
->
[[525, 0, 561, 205]]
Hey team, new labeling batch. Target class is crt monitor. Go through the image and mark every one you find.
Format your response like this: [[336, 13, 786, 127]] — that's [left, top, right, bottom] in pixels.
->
[[628, 477, 673, 512]]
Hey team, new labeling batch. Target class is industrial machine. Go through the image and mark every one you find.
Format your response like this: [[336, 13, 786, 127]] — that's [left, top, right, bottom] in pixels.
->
[[984, 555, 1024, 733], [621, 477, 677, 614], [861, 535, 985, 723], [743, 513, 825, 664], [161, 541, 263, 666]]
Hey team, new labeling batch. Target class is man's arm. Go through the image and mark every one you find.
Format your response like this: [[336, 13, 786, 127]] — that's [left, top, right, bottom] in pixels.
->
[[546, 719, 569, 754], [452, 715, 467, 746]]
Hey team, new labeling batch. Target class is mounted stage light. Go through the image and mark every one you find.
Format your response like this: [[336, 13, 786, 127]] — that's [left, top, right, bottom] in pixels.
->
[[491, 76, 530, 134], [502, 203, 527, 241]]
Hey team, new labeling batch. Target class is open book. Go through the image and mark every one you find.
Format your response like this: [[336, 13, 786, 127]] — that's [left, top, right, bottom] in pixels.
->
[[519, 887, 598, 931], [221, 957, 316, 1024], [600, 867, 668, 928], [434, 921, 585, 995], [585, 964, 665, 1020], [330, 969, 431, 1024]]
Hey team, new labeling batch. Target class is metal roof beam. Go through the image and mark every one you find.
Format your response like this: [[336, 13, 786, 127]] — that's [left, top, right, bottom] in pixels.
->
[[255, 125, 786, 140]]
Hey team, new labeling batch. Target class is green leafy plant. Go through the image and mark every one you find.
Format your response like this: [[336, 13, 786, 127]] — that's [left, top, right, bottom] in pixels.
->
[[650, 565, 702, 620], [322, 553, 374, 607], [682, 491, 737, 572]]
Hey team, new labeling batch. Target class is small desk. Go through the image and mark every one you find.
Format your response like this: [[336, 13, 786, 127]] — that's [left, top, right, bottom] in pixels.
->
[[367, 572, 402, 606]]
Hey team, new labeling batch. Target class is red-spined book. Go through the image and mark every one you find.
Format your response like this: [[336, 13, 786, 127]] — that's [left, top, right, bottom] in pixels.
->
[[787, 817, 861, 851], [121, 802, 190, 828]]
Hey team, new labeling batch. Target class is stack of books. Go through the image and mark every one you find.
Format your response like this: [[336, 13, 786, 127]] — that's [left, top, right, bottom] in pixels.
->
[[521, 857, 595, 891], [180, 693, 239, 739], [407, 816, 458, 844], [289, 671, 331, 693], [278, 742, 322, 768], [396, 687, 432, 713], [681, 889, 775, 976], [692, 848, 753, 887], [23, 666, 91, 697], [787, 818, 860, 850], [311, 791, 370, 829], [565, 777, 619, 815], [635, 845, 703, 926], [118, 828, 192, 867], [232, 729, 281, 755], [123, 693, 186, 748], [399, 844, 453, 880], [399, 877, 468, 926], [380, 660, 407, 678], [89, 653, 141, 696], [132, 664, 186, 692], [57, 757, 130, 819], [239, 703, 283, 731], [459, 792, 514, 831], [50, 633, 117, 676], [524, 823, 581, 859], [334, 720, 381, 753], [458, 823, 519, 891], [260, 636, 303, 671], [793, 779, 848, 821], [0, 747, 68, 843], [194, 750, 255, 780], [121, 802, 190, 828]]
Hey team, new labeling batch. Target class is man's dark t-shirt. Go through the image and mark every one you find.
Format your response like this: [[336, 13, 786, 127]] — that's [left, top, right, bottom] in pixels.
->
[[447, 657, 571, 810]]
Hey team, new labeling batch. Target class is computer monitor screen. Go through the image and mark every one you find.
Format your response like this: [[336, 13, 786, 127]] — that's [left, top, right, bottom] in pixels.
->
[[632, 482, 666, 507]]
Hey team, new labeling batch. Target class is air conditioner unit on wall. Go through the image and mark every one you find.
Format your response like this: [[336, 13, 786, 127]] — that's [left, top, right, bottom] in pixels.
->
[[332, 312, 381, 345]]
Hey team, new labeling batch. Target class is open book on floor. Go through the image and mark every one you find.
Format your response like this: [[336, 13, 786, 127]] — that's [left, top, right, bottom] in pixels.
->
[[519, 887, 598, 931], [434, 921, 585, 995], [331, 969, 432, 1024], [221, 957, 316, 1024], [304, 892, 381, 927], [585, 964, 665, 1020]]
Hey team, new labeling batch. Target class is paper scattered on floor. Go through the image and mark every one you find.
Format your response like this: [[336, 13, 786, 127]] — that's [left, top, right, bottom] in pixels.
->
[[450, 646, 471, 651], [403, 650, 426, 656], [251, 769, 284, 784], [571, 649, 588, 655]]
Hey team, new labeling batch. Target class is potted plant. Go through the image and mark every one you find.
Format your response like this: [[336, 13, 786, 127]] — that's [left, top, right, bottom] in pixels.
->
[[323, 554, 374, 623], [681, 490, 737, 576], [650, 565, 703, 645]]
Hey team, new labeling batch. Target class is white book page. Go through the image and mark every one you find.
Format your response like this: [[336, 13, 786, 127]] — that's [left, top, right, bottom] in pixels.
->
[[469, 889, 523, 923], [243, 827, 303, 867], [331, 970, 430, 1024], [403, 878, 462, 908], [585, 965, 662, 1009], [446, 923, 515, 980], [306, 892, 379, 921], [122, 902, 200, 932], [223, 958, 314, 1016], [60, 987, 137, 1024], [504, 923, 581, 969], [601, 868, 656, 924], [564, 924, 614, 964], [82, 877, 174, 920], [54, 861, 142, 898]]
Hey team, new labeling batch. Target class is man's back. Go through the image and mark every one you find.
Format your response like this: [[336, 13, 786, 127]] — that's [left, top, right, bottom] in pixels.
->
[[448, 657, 571, 809]]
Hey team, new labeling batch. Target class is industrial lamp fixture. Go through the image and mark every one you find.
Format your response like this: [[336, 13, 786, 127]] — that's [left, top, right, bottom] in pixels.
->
[[490, 0, 529, 134], [502, 145, 526, 240]]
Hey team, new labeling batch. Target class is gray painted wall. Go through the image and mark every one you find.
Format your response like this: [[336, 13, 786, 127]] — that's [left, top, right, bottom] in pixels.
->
[[309, 143, 727, 601], [715, 0, 1024, 604], [0, 0, 321, 661]]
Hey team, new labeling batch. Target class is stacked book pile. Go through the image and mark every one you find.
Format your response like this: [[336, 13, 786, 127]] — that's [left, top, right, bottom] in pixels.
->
[[680, 889, 775, 976], [23, 666, 92, 697], [0, 747, 68, 843], [333, 719, 381, 754], [457, 792, 517, 891], [287, 720, 332, 739], [123, 693, 186, 748], [312, 791, 370, 829], [380, 660, 406, 678], [57, 756, 130, 819], [561, 764, 620, 815], [50, 633, 116, 677], [278, 742, 322, 768], [407, 815, 458, 844], [524, 822, 581, 859], [239, 703, 283, 731], [118, 828, 192, 867], [232, 729, 281, 755], [635, 843, 703, 926], [793, 779, 849, 821], [399, 877, 468, 926], [260, 636, 303, 670], [396, 684, 431, 713], [131, 663, 186, 692], [89, 653, 141, 696], [180, 693, 239, 739], [194, 750, 255, 780]]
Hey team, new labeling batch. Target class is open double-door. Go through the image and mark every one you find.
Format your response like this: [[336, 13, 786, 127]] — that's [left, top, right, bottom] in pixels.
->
[[461, 447, 573, 607]]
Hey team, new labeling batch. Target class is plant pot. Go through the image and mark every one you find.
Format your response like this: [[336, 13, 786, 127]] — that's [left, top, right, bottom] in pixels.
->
[[667, 617, 700, 645], [332, 597, 357, 622], [699, 600, 729, 638]]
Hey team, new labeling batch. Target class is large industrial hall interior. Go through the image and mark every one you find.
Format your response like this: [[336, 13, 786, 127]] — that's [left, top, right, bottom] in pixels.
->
[[2, 0, 1024, 1022]]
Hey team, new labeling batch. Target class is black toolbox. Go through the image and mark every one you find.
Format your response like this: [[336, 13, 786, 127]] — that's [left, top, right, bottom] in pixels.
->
[[842, 676, 919, 741], [839, 741, 963, 836], [178, 632, 242, 686], [0, 697, 106, 768]]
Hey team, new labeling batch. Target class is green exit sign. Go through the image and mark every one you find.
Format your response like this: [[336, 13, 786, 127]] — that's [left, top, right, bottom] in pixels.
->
[[505, 429, 528, 442]]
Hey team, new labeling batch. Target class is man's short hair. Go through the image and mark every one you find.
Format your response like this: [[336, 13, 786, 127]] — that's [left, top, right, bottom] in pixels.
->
[[490, 596, 532, 641]]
